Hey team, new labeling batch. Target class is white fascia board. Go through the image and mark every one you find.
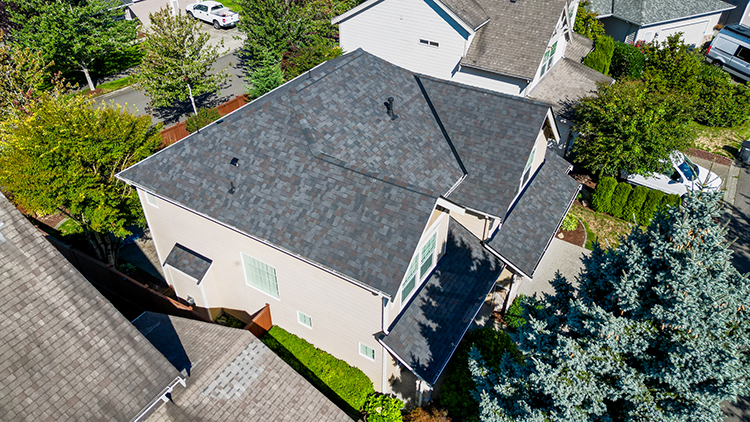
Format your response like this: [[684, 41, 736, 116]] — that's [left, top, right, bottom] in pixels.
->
[[546, 108, 561, 142], [431, 0, 476, 34], [437, 196, 466, 215], [331, 0, 384, 24], [639, 8, 735, 28], [483, 244, 532, 279]]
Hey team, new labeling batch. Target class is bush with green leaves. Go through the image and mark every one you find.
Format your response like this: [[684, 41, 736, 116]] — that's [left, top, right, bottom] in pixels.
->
[[439, 326, 521, 421], [573, 0, 605, 40], [284, 41, 342, 79], [695, 63, 750, 127], [610, 41, 646, 79], [185, 107, 222, 133], [246, 49, 285, 100], [583, 36, 615, 75], [637, 189, 664, 226], [641, 33, 703, 100], [621, 185, 648, 224], [403, 406, 452, 422], [591, 176, 617, 213], [504, 294, 527, 329], [609, 182, 632, 219], [662, 193, 681, 209], [561, 212, 578, 231], [362, 393, 404, 422]]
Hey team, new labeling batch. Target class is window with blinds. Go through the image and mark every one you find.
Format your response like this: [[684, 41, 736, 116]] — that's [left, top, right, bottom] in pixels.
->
[[241, 253, 279, 299]]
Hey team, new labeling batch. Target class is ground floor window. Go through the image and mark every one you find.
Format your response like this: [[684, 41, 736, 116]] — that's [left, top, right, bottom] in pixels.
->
[[359, 342, 376, 361]]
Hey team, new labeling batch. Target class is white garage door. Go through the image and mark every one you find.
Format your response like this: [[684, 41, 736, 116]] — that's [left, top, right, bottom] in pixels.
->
[[652, 20, 709, 46]]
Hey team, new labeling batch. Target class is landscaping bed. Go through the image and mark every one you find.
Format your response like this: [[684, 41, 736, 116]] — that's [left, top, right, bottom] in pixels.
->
[[570, 203, 632, 250]]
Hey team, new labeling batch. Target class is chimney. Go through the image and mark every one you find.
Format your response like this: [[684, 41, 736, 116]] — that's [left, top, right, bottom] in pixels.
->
[[383, 97, 397, 120]]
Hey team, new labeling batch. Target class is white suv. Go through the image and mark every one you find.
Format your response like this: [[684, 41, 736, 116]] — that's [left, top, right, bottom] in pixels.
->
[[622, 151, 722, 196]]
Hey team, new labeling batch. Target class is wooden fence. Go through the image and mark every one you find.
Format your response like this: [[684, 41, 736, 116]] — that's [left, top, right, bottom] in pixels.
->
[[159, 94, 249, 147], [245, 303, 273, 338]]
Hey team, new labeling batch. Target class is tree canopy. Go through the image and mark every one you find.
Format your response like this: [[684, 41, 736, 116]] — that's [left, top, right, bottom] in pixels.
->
[[8, 0, 138, 90], [133, 8, 228, 110], [0, 30, 52, 119], [471, 191, 750, 422], [0, 92, 161, 265]]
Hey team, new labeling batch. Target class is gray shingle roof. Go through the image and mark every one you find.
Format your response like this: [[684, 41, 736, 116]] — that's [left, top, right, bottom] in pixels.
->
[[486, 153, 580, 277], [164, 243, 212, 282], [133, 313, 352, 421], [118, 50, 552, 297], [438, 0, 490, 30], [461, 0, 569, 80], [0, 194, 180, 421], [588, 0, 734, 25], [382, 219, 503, 385]]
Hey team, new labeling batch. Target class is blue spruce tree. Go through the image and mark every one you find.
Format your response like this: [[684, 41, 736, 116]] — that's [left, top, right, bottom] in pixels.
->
[[471, 191, 750, 422]]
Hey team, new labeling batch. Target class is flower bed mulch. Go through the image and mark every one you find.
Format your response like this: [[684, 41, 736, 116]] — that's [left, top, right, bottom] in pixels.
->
[[687, 147, 733, 166], [556, 219, 586, 247]]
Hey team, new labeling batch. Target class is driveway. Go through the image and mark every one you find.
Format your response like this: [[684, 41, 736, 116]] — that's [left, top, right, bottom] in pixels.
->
[[517, 238, 590, 298]]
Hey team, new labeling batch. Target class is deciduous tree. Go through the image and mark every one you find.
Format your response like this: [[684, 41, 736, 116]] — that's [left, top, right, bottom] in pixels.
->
[[470, 191, 750, 422], [0, 30, 51, 118], [0, 92, 161, 265]]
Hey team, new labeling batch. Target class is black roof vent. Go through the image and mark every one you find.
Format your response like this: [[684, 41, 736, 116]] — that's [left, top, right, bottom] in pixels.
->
[[230, 157, 239, 166], [383, 97, 398, 121]]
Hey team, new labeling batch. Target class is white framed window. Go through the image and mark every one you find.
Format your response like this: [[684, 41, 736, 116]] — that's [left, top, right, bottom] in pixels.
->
[[522, 148, 536, 186], [359, 342, 376, 361], [400, 257, 418, 303], [420, 232, 437, 277], [400, 230, 440, 305], [419, 39, 439, 48], [297, 311, 313, 329], [144, 191, 158, 208], [241, 253, 280, 300]]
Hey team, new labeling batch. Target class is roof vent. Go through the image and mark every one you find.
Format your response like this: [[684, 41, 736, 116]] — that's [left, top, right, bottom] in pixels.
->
[[383, 97, 398, 121], [230, 157, 239, 166], [228, 181, 236, 195]]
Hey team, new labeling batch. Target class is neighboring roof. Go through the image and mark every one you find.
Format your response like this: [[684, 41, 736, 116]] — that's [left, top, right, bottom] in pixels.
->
[[588, 0, 734, 25], [529, 58, 614, 118], [133, 312, 352, 422], [418, 76, 551, 216], [0, 194, 180, 421], [164, 243, 212, 282], [461, 0, 569, 80], [382, 219, 504, 385], [119, 50, 551, 297], [486, 153, 580, 277], [438, 0, 490, 30]]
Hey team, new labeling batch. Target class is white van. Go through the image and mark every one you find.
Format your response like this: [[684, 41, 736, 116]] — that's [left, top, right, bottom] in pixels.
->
[[706, 24, 750, 82], [622, 152, 722, 196]]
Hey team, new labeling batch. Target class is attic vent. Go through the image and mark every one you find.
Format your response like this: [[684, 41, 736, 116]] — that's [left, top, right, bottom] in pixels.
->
[[383, 97, 398, 121], [230, 157, 239, 166]]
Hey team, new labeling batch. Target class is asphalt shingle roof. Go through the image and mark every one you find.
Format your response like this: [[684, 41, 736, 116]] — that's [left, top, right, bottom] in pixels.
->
[[461, 0, 569, 80], [164, 243, 213, 282], [0, 194, 180, 421], [118, 50, 553, 297], [588, 0, 734, 25], [486, 153, 580, 277], [133, 313, 352, 422], [382, 219, 504, 385], [438, 0, 490, 30]]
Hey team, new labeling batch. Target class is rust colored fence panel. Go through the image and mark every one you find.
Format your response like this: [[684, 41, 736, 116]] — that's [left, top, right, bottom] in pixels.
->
[[160, 121, 189, 148], [217, 94, 248, 115], [245, 303, 272, 338]]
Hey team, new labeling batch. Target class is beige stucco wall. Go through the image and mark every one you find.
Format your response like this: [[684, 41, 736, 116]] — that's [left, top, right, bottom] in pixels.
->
[[139, 190, 387, 387]]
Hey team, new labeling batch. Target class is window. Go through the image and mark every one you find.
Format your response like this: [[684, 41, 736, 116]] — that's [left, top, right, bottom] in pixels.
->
[[419, 39, 439, 48], [736, 46, 750, 62], [522, 148, 536, 186], [359, 342, 376, 361], [144, 191, 158, 207], [540, 42, 558, 76], [297, 311, 312, 329], [420, 232, 437, 278], [401, 257, 418, 303], [241, 253, 279, 299]]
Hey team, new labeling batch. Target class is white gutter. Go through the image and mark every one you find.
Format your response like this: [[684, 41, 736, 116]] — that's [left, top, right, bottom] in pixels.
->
[[131, 376, 186, 422], [639, 7, 736, 28]]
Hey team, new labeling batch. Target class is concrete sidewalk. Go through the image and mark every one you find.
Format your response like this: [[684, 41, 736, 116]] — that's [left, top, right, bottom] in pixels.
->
[[517, 238, 590, 298]]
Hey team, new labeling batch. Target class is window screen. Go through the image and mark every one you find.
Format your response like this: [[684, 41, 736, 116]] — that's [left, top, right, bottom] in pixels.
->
[[242, 253, 279, 299]]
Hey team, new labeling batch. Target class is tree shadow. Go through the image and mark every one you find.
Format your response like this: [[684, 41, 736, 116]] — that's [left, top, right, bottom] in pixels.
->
[[724, 190, 750, 275], [132, 312, 193, 376], [723, 396, 750, 422], [150, 82, 237, 125]]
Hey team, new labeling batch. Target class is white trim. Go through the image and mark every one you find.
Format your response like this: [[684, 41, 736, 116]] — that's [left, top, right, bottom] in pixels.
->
[[398, 212, 447, 307], [436, 196, 465, 215], [381, 343, 388, 393], [379, 339, 430, 386], [240, 252, 282, 301], [359, 342, 376, 361], [164, 262, 211, 284], [431, 0, 475, 33], [331, 0, 384, 24], [144, 191, 159, 208], [132, 376, 186, 422], [297, 310, 313, 329], [139, 190, 169, 287], [483, 244, 532, 279]]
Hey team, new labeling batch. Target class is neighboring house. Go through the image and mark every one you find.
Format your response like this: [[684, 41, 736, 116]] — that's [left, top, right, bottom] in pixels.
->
[[588, 0, 735, 47], [0, 192, 351, 421], [116, 49, 580, 397], [723, 0, 750, 26], [332, 0, 581, 96]]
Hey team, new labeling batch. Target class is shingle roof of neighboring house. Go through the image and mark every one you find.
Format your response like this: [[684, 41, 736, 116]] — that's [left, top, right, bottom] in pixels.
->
[[588, 0, 734, 25], [118, 49, 556, 298], [133, 312, 352, 422], [461, 0, 569, 80], [439, 0, 490, 30], [382, 219, 504, 385], [164, 243, 213, 283], [486, 153, 580, 277], [0, 194, 180, 421]]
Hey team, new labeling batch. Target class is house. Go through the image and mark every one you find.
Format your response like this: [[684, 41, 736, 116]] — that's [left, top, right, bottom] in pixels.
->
[[588, 0, 735, 47], [723, 0, 750, 27], [116, 49, 581, 397], [0, 192, 351, 421], [332, 0, 582, 96]]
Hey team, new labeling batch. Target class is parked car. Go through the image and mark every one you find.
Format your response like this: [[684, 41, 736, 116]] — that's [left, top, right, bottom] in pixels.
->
[[622, 151, 722, 196], [706, 24, 750, 82], [185, 1, 239, 29]]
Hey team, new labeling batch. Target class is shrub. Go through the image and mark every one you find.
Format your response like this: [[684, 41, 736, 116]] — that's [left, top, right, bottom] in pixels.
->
[[695, 63, 750, 127], [661, 193, 682, 210], [574, 0, 605, 40], [185, 107, 222, 133], [561, 212, 578, 231], [504, 294, 527, 329], [609, 182, 632, 219], [621, 185, 648, 224], [260, 326, 374, 413], [591, 176, 617, 213], [363, 393, 403, 422], [638, 189, 664, 226], [610, 41, 646, 79], [641, 34, 703, 100], [283, 41, 342, 79], [439, 326, 521, 421], [403, 406, 451, 422], [246, 49, 285, 100], [583, 36, 615, 75]]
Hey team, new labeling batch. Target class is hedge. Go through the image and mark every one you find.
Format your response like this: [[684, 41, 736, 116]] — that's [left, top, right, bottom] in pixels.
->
[[622, 185, 648, 223], [638, 189, 664, 226], [609, 182, 632, 219], [260, 326, 374, 413], [583, 36, 615, 75], [610, 41, 646, 79], [662, 193, 681, 210], [363, 393, 404, 422], [591, 176, 617, 213]]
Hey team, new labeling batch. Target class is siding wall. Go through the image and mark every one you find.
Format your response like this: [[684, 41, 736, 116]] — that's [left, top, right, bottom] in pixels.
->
[[139, 190, 386, 386], [452, 66, 528, 96], [638, 13, 722, 47]]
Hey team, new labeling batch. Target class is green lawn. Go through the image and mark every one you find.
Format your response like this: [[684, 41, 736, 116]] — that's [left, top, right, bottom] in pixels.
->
[[218, 0, 242, 12], [691, 120, 750, 159], [570, 204, 633, 250], [82, 76, 134, 96], [58, 218, 82, 236]]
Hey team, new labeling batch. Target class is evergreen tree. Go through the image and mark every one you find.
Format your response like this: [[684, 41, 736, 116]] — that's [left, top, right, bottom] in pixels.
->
[[470, 191, 750, 422]]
